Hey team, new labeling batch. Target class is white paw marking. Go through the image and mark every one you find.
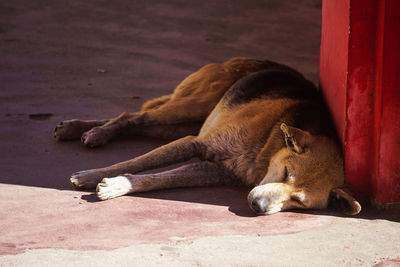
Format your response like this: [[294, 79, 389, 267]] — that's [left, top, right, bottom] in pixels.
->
[[96, 176, 132, 200]]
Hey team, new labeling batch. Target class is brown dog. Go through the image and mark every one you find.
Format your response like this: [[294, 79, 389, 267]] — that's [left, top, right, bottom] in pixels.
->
[[54, 57, 361, 215]]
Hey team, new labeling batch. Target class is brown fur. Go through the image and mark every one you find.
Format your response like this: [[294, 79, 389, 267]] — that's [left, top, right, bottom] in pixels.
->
[[54, 57, 361, 215]]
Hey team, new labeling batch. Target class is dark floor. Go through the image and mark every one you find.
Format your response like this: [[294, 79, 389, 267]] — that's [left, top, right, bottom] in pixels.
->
[[0, 0, 322, 190]]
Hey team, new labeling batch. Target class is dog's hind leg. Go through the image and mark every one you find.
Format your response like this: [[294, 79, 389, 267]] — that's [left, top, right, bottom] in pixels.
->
[[54, 95, 171, 142], [96, 161, 230, 200], [54, 119, 109, 141], [71, 135, 202, 189], [81, 95, 217, 147], [79, 62, 235, 147], [128, 123, 202, 140]]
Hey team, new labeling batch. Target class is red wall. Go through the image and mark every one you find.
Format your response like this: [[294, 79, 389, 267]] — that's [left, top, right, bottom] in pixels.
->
[[320, 0, 349, 144], [320, 0, 400, 205]]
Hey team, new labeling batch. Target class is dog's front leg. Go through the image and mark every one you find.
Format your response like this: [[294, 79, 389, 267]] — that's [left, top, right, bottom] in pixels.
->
[[71, 136, 202, 189], [96, 161, 231, 200]]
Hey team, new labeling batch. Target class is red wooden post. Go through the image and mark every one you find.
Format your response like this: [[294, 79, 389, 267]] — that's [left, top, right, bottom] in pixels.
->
[[320, 0, 400, 206]]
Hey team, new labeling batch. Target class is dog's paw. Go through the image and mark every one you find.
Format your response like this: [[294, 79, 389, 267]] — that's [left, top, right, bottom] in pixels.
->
[[81, 127, 113, 148], [96, 176, 133, 200], [54, 120, 86, 141], [70, 170, 104, 189]]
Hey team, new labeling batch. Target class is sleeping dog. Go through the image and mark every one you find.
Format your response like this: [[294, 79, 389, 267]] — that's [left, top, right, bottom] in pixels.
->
[[54, 57, 361, 215]]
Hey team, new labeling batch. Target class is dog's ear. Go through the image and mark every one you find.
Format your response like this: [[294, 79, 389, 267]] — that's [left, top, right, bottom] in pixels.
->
[[329, 188, 362, 215], [280, 123, 310, 154]]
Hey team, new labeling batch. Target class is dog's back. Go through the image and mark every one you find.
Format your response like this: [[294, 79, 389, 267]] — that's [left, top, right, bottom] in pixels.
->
[[220, 64, 337, 137]]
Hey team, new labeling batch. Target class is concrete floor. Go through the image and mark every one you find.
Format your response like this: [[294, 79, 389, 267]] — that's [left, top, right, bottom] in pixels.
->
[[0, 0, 399, 266]]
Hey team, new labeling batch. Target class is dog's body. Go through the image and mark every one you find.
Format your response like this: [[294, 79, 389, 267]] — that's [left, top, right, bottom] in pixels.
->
[[55, 57, 361, 215]]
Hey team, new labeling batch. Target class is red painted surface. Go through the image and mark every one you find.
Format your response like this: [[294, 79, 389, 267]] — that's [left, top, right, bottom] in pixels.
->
[[372, 0, 400, 204], [319, 0, 349, 143], [374, 259, 400, 267], [345, 0, 377, 198], [320, 0, 400, 204]]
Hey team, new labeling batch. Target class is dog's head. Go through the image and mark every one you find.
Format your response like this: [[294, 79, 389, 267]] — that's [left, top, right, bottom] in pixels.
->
[[248, 123, 361, 215]]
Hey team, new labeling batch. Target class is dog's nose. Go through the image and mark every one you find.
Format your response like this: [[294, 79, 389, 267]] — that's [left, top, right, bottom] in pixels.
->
[[251, 198, 266, 213]]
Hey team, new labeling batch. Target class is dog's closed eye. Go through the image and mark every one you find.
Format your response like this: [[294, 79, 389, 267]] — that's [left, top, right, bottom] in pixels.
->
[[282, 166, 296, 183], [290, 195, 304, 206], [282, 166, 289, 183]]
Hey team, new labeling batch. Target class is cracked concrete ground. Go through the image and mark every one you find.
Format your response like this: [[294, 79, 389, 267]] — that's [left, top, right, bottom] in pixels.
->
[[0, 0, 399, 266]]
